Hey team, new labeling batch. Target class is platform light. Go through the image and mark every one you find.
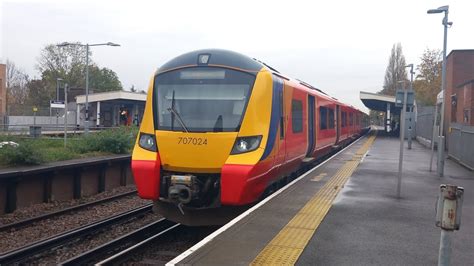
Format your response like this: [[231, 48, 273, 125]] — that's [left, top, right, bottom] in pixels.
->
[[427, 5, 451, 177], [57, 41, 120, 134]]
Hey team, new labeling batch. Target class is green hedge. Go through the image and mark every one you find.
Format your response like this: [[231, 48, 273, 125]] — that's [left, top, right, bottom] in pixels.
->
[[70, 126, 138, 154], [0, 141, 44, 165], [0, 126, 139, 167]]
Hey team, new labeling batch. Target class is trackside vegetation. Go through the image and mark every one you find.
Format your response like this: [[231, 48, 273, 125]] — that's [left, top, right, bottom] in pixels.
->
[[0, 127, 138, 167]]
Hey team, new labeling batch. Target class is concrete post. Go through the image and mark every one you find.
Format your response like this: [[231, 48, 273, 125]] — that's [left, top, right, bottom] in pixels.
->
[[397, 85, 408, 198], [96, 101, 101, 127]]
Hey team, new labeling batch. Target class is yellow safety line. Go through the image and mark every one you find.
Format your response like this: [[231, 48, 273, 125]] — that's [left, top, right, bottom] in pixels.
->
[[251, 133, 377, 265]]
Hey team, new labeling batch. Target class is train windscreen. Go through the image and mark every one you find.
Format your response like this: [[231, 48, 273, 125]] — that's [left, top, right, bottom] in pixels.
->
[[154, 67, 255, 132]]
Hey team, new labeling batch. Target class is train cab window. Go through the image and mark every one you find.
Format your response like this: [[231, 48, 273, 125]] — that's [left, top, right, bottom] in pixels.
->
[[319, 107, 327, 130], [349, 113, 353, 126], [341, 112, 346, 127], [292, 100, 303, 133], [328, 108, 335, 129], [154, 67, 255, 132]]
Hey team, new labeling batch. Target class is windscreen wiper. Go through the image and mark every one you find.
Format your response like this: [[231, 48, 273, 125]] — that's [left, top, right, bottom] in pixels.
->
[[168, 90, 189, 132]]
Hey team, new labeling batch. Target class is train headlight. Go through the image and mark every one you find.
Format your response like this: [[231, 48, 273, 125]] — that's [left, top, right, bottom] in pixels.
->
[[231, 135, 262, 154], [138, 133, 157, 152]]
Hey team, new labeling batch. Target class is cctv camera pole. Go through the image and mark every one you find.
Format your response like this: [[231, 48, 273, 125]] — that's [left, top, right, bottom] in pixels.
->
[[408, 65, 414, 149], [428, 5, 450, 177], [397, 82, 408, 199]]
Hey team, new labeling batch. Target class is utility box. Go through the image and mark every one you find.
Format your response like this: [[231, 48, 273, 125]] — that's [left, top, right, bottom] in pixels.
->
[[29, 126, 42, 138], [436, 184, 464, 230]]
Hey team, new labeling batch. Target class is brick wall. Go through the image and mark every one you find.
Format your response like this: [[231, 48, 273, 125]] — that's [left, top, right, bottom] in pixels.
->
[[453, 81, 474, 126], [445, 50, 474, 131]]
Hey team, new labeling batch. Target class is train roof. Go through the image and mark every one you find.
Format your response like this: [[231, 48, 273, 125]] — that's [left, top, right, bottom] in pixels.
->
[[157, 49, 361, 112], [158, 49, 264, 74]]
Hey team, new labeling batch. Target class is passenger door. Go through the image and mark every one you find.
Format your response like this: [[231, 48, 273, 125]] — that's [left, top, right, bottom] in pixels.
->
[[307, 95, 315, 156], [336, 105, 340, 143]]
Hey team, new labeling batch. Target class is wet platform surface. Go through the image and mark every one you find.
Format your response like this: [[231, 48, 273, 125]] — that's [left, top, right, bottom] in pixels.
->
[[169, 133, 474, 265]]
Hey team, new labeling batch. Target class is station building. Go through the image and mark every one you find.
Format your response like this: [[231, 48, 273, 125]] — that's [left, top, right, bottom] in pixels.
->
[[75, 90, 146, 128], [445, 49, 474, 128]]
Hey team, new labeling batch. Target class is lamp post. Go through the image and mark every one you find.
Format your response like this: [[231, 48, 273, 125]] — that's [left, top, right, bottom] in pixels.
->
[[56, 78, 63, 130], [427, 5, 451, 177], [57, 42, 120, 134]]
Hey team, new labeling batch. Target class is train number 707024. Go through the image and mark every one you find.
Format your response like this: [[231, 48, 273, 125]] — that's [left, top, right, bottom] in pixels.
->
[[178, 137, 208, 145]]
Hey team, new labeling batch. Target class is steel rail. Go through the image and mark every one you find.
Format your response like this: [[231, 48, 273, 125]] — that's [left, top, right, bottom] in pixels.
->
[[95, 222, 182, 266], [61, 219, 179, 265], [0, 204, 152, 265], [0, 190, 137, 232]]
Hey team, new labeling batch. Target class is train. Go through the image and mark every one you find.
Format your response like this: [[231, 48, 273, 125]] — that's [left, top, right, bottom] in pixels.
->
[[131, 49, 369, 225]]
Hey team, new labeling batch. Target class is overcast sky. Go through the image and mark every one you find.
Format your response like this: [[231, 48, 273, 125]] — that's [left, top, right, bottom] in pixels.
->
[[1, 0, 473, 111]]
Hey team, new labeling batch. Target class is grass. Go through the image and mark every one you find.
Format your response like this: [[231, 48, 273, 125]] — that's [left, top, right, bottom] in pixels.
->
[[0, 126, 138, 167]]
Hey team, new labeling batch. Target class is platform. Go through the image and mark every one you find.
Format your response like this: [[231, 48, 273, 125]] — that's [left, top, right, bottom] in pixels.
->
[[168, 132, 474, 265]]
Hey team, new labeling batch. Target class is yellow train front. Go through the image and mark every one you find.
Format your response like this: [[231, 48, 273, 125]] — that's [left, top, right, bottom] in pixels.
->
[[132, 49, 367, 226]]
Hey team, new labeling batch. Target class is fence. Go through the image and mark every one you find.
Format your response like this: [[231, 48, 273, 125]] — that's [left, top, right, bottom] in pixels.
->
[[416, 106, 436, 147], [447, 123, 474, 170], [3, 104, 79, 133]]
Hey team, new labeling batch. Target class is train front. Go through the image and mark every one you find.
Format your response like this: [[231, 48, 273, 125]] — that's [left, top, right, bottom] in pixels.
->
[[131, 49, 274, 225]]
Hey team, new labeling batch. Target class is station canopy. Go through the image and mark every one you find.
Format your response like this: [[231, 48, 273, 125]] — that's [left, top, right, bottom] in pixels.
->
[[360, 91, 401, 115]]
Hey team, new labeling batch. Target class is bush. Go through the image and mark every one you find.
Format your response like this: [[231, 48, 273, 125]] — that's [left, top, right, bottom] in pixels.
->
[[71, 126, 138, 154], [0, 141, 44, 165]]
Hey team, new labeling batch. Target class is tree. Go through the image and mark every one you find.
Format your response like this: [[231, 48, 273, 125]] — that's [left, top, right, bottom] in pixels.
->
[[25, 79, 50, 107], [6, 59, 30, 106], [381, 43, 408, 96], [413, 49, 442, 106], [36, 43, 122, 101], [88, 65, 123, 92], [37, 43, 89, 88]]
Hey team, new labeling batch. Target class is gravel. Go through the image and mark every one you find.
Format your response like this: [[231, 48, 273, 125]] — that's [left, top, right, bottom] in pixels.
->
[[32, 212, 164, 264], [0, 184, 138, 226], [127, 225, 219, 265], [0, 187, 150, 254]]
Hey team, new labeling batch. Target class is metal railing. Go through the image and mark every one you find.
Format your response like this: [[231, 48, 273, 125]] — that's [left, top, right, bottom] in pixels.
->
[[447, 123, 474, 170], [416, 106, 436, 141]]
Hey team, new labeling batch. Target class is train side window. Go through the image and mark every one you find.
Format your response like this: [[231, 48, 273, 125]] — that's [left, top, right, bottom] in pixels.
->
[[328, 108, 335, 129], [292, 100, 303, 133], [319, 107, 327, 130], [341, 112, 346, 127], [349, 113, 353, 126]]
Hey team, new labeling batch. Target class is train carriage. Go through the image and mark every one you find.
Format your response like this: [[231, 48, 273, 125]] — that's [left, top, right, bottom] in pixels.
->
[[132, 49, 368, 225]]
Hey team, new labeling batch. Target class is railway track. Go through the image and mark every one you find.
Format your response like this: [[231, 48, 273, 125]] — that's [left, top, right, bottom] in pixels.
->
[[62, 219, 180, 265], [0, 203, 152, 265], [0, 190, 138, 232]]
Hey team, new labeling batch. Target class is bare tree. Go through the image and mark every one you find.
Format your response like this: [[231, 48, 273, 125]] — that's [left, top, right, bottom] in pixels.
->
[[36, 43, 122, 96], [36, 43, 90, 89], [6, 59, 30, 106], [381, 43, 408, 95]]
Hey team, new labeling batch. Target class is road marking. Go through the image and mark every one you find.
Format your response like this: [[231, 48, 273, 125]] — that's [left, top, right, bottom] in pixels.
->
[[310, 172, 327, 182], [251, 133, 376, 265]]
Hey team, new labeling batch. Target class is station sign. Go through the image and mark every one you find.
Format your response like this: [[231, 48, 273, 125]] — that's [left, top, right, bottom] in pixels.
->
[[395, 90, 415, 108], [50, 100, 65, 109]]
